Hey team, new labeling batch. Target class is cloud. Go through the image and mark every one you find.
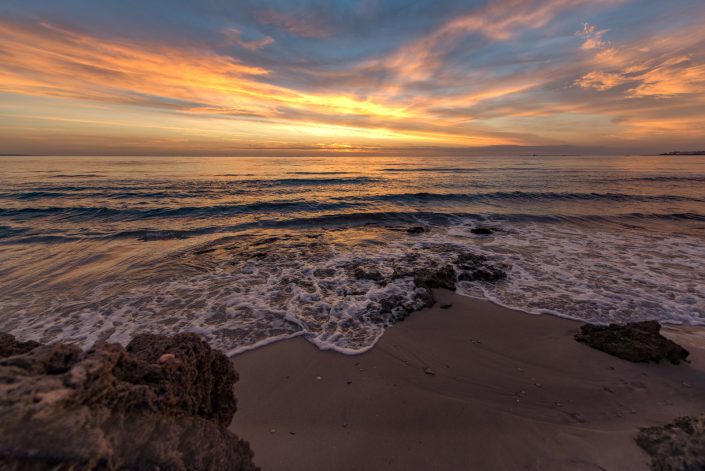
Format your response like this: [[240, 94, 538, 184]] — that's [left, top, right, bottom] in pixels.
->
[[575, 26, 705, 98], [222, 29, 274, 51], [1, 0, 705, 154], [576, 22, 610, 50], [364, 0, 625, 83], [574, 71, 628, 91]]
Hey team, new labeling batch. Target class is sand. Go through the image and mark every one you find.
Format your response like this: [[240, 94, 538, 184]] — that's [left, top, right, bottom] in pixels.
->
[[229, 290, 705, 470]]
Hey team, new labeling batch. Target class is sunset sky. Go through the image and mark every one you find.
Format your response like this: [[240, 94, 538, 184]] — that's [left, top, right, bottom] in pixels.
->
[[1, 0, 704, 156]]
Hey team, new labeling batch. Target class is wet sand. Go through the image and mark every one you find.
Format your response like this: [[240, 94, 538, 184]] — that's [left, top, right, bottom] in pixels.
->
[[230, 290, 705, 470]]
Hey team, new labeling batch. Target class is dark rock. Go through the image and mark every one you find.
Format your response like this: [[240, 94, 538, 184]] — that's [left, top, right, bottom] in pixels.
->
[[575, 321, 689, 364], [0, 332, 258, 471], [0, 332, 41, 359], [440, 304, 453, 309], [456, 253, 507, 282], [637, 415, 705, 471], [414, 264, 456, 291], [194, 248, 216, 255], [471, 227, 494, 235], [406, 226, 426, 235]]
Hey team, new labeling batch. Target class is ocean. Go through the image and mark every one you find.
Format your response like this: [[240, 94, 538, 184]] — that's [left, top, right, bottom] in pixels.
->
[[0, 155, 703, 355]]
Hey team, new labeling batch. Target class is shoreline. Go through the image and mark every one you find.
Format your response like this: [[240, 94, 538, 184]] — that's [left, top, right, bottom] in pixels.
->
[[230, 290, 705, 470]]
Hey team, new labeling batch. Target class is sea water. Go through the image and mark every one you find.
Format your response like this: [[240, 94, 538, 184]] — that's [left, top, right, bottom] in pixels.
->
[[0, 155, 703, 354]]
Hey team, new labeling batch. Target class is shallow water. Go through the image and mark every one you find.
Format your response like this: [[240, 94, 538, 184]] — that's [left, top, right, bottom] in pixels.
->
[[1, 155, 704, 354]]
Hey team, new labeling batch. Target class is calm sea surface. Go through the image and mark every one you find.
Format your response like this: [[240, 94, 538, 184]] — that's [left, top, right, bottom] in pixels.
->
[[1, 155, 704, 354]]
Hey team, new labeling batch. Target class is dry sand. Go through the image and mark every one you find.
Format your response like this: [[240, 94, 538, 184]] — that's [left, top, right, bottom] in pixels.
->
[[230, 290, 705, 470]]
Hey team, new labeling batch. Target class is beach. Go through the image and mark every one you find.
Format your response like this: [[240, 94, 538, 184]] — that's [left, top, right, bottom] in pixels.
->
[[1, 155, 704, 468], [231, 290, 705, 470]]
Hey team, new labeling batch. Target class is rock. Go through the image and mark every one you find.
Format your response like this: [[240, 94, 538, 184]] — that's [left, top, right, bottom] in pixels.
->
[[440, 304, 453, 309], [456, 253, 507, 282], [0, 332, 41, 359], [406, 226, 425, 235], [0, 332, 258, 471], [471, 227, 494, 235], [637, 415, 705, 471], [414, 265, 456, 290], [423, 367, 436, 376], [575, 321, 689, 364]]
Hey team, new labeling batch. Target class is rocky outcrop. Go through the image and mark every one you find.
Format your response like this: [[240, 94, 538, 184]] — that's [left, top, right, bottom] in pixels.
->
[[574, 321, 689, 364], [0, 332, 258, 470], [637, 415, 705, 471]]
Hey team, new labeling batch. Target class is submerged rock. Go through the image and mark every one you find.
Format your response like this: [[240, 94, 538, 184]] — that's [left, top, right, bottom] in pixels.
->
[[637, 415, 705, 471], [574, 321, 689, 364], [406, 226, 426, 235], [0, 332, 258, 470]]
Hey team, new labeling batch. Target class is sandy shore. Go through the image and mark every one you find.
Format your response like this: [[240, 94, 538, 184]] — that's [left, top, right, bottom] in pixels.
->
[[230, 290, 705, 470]]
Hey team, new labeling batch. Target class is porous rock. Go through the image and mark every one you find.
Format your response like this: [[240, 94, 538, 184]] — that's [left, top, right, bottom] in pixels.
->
[[0, 332, 258, 470], [637, 415, 705, 471], [574, 321, 689, 364]]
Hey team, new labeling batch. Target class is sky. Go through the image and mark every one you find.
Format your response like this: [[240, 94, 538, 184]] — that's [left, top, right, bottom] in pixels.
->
[[1, 0, 704, 156]]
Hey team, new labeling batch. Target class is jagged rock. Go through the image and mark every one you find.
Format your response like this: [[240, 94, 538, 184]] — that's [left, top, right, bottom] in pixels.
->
[[0, 332, 258, 470], [471, 227, 494, 235], [456, 253, 507, 282], [574, 321, 689, 364], [0, 332, 41, 359], [637, 415, 705, 471]]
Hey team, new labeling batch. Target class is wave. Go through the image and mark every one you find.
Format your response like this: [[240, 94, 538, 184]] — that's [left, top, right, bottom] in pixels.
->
[[0, 200, 358, 221], [383, 167, 479, 173], [341, 191, 705, 203], [49, 174, 103, 178], [286, 171, 351, 175]]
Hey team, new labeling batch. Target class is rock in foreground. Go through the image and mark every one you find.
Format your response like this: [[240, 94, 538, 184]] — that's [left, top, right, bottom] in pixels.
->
[[0, 332, 258, 470], [574, 321, 689, 364], [637, 415, 705, 471]]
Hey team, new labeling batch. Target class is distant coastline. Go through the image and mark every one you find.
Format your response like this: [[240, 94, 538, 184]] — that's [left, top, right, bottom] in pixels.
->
[[659, 151, 705, 156]]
